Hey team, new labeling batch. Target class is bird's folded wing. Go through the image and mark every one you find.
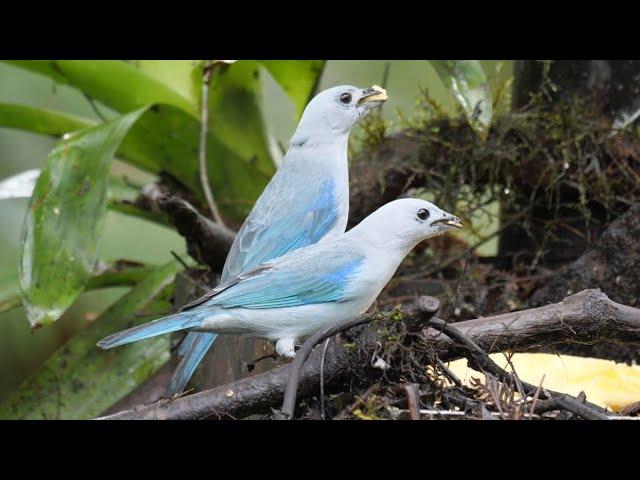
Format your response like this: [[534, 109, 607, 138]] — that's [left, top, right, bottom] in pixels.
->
[[222, 175, 340, 283], [208, 248, 364, 310]]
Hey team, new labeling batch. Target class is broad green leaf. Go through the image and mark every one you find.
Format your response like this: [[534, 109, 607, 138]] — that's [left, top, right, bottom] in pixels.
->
[[206, 60, 275, 176], [119, 103, 272, 219], [3, 60, 196, 115], [0, 102, 93, 137], [19, 109, 147, 328], [430, 60, 493, 140], [0, 260, 180, 419], [5, 60, 277, 176], [260, 60, 325, 117], [1, 63, 277, 218], [0, 102, 271, 220], [125, 60, 202, 107]]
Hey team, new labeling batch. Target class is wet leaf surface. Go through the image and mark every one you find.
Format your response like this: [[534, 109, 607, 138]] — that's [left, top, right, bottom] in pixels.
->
[[19, 109, 146, 328]]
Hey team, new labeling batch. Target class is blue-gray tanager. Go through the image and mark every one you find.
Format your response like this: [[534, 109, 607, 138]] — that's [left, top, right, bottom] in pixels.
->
[[98, 199, 462, 359], [166, 85, 388, 395]]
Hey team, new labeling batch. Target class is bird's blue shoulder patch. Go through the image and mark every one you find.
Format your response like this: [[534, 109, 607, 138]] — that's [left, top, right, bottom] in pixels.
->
[[322, 257, 362, 285]]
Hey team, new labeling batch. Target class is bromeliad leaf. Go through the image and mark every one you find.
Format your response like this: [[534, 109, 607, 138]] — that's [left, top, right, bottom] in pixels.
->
[[1, 62, 277, 218], [3, 60, 196, 115], [0, 102, 93, 138], [430, 60, 493, 141], [260, 60, 325, 118], [19, 108, 147, 329], [0, 260, 180, 419], [1, 260, 159, 315]]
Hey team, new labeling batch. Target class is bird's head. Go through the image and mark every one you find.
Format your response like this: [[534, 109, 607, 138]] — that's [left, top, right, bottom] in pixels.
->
[[353, 198, 463, 250], [290, 85, 388, 146]]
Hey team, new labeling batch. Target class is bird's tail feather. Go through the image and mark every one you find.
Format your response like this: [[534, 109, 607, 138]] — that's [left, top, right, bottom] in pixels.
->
[[166, 333, 218, 396], [97, 310, 208, 350], [177, 331, 200, 356]]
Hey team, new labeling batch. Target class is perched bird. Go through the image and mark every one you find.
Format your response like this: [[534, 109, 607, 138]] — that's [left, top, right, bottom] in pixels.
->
[[167, 85, 388, 395], [98, 198, 462, 357]]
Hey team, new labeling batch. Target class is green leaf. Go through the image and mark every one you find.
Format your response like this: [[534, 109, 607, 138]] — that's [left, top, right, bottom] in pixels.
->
[[125, 60, 202, 107], [87, 260, 157, 290], [205, 61, 275, 176], [260, 60, 325, 117], [430, 60, 493, 140], [0, 260, 158, 316], [3, 60, 196, 115], [0, 260, 180, 419], [0, 102, 93, 137], [0, 102, 272, 221], [1, 60, 278, 217], [4, 61, 276, 175], [119, 103, 272, 219], [19, 108, 147, 329]]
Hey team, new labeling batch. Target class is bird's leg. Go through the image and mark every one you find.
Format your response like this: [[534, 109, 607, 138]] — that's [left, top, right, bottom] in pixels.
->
[[275, 338, 297, 358]]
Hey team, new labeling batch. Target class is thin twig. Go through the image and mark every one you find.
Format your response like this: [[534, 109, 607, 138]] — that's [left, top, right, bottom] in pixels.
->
[[436, 358, 462, 387], [199, 62, 226, 228], [334, 384, 380, 420], [319, 338, 331, 420], [529, 374, 546, 417], [446, 249, 470, 319], [170, 251, 190, 270]]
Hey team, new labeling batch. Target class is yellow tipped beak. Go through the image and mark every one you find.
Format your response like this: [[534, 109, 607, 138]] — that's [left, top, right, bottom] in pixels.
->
[[357, 85, 389, 105], [432, 216, 464, 229]]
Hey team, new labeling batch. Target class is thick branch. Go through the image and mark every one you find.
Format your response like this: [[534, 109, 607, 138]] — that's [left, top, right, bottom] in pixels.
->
[[97, 289, 640, 420], [427, 289, 640, 359], [156, 195, 235, 271]]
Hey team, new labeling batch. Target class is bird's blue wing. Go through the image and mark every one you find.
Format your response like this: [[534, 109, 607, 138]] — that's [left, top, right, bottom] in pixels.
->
[[210, 248, 364, 310], [221, 173, 342, 283]]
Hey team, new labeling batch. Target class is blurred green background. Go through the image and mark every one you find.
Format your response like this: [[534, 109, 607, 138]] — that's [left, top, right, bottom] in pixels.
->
[[0, 60, 510, 400]]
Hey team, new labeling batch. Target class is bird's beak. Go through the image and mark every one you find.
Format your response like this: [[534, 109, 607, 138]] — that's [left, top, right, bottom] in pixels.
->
[[431, 215, 464, 230], [357, 85, 389, 105]]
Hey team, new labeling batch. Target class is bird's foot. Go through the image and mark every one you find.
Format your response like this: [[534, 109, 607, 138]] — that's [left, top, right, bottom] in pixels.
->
[[246, 352, 278, 372], [275, 338, 297, 358]]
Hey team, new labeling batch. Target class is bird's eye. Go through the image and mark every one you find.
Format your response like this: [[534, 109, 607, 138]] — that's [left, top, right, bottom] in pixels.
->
[[339, 93, 352, 104], [417, 208, 430, 221]]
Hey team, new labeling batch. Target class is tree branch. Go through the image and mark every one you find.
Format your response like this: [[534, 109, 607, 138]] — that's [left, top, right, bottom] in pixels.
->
[[156, 195, 235, 271], [96, 289, 640, 420]]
